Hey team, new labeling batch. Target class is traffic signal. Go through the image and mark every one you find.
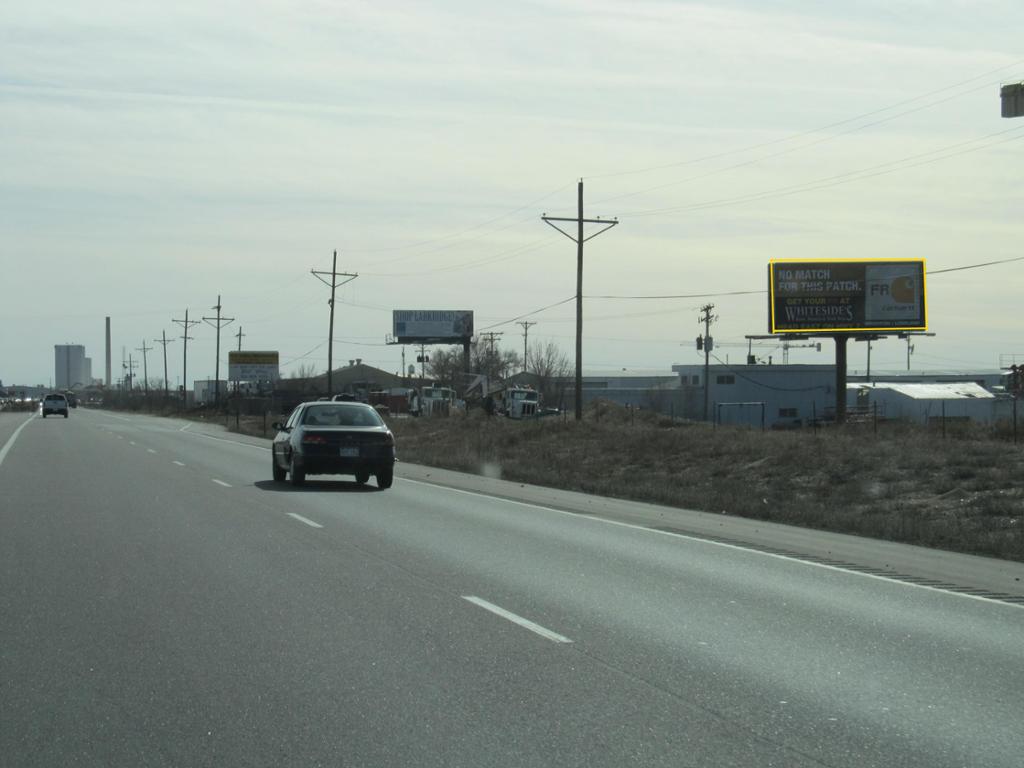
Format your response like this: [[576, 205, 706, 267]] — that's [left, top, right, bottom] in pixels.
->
[[696, 336, 703, 351]]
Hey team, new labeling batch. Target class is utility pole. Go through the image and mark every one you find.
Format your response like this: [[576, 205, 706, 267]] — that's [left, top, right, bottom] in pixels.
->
[[698, 304, 717, 421], [517, 321, 536, 374], [480, 332, 503, 355], [203, 295, 234, 408], [172, 309, 200, 407], [235, 326, 245, 351], [154, 331, 174, 399], [542, 180, 619, 421], [418, 343, 427, 382], [311, 250, 358, 397], [479, 332, 504, 379], [125, 354, 138, 393], [135, 340, 153, 396]]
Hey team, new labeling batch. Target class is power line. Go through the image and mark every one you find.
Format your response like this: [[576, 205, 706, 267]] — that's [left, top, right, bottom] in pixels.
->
[[586, 289, 767, 300], [478, 296, 576, 331], [623, 124, 1024, 219], [585, 80, 1013, 211], [281, 341, 327, 367], [928, 255, 1024, 274], [586, 58, 1024, 182], [346, 181, 576, 258], [358, 237, 554, 278]]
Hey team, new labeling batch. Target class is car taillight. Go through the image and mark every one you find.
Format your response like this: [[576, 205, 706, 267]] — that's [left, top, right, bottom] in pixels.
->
[[302, 435, 327, 444]]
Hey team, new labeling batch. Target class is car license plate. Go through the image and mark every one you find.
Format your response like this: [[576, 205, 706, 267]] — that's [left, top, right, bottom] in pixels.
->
[[339, 447, 359, 457]]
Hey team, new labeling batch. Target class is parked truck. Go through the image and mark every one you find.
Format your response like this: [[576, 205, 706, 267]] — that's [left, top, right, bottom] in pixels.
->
[[502, 386, 540, 419], [409, 385, 458, 417]]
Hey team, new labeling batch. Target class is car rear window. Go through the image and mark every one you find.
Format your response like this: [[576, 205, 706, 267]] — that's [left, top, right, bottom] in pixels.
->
[[302, 404, 383, 427]]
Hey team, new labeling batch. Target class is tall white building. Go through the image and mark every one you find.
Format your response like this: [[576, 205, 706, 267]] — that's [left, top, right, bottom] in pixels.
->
[[54, 344, 87, 389]]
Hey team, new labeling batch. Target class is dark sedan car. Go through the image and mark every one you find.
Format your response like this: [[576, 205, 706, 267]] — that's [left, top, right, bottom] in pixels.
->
[[271, 401, 396, 488]]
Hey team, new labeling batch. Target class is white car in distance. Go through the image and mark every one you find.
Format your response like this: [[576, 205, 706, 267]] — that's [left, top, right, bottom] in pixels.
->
[[41, 393, 69, 418]]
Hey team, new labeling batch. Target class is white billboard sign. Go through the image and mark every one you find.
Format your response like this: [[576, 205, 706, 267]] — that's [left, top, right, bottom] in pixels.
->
[[392, 310, 474, 343], [228, 351, 280, 382]]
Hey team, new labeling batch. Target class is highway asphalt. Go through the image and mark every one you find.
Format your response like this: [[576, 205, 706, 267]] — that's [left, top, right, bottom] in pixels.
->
[[2, 407, 1023, 767]]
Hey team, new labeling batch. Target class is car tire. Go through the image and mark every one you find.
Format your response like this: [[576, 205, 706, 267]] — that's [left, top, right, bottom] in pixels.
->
[[289, 456, 305, 486], [42, 412, 47, 418], [355, 471, 369, 485], [272, 454, 286, 482], [376, 468, 393, 489], [63, 411, 68, 418]]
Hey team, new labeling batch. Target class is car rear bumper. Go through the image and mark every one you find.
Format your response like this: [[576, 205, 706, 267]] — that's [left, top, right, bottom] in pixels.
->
[[294, 456, 395, 476]]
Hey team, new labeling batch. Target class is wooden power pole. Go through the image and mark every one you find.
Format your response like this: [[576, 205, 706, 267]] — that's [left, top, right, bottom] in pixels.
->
[[542, 180, 618, 420]]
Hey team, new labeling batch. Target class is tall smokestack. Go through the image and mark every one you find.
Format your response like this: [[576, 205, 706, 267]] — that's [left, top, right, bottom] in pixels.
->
[[105, 317, 111, 386]]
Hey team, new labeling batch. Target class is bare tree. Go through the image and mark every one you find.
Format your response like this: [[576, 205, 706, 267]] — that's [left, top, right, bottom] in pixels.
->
[[425, 347, 464, 390], [289, 363, 319, 394], [471, 343, 520, 383], [528, 341, 572, 408]]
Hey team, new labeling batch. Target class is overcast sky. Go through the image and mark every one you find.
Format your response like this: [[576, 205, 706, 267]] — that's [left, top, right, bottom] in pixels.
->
[[2, 0, 1022, 387]]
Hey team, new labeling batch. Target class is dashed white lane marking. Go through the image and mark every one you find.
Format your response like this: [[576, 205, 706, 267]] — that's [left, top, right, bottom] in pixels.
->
[[179, 423, 191, 432], [405, 479, 1024, 612], [190, 431, 266, 451], [461, 596, 573, 644], [128, 441, 136, 446], [100, 412, 133, 422], [211, 479, 232, 488], [0, 415, 35, 469], [147, 448, 157, 454], [287, 513, 323, 529], [173, 461, 186, 467]]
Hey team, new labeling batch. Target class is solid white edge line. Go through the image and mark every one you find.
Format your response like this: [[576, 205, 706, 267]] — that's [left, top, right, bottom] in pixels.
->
[[211, 479, 232, 488], [287, 513, 323, 529], [403, 478, 1024, 611], [0, 415, 36, 469], [462, 596, 573, 644]]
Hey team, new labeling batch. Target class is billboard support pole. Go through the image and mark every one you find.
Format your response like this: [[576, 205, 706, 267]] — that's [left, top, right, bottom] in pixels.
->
[[835, 335, 848, 425]]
